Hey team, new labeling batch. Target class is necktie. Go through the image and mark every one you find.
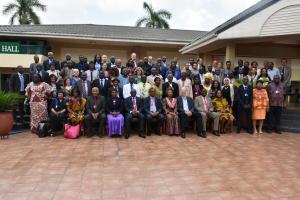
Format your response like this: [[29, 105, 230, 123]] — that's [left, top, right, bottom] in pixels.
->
[[203, 97, 208, 112], [90, 71, 93, 82], [132, 97, 137, 112], [130, 83, 133, 91]]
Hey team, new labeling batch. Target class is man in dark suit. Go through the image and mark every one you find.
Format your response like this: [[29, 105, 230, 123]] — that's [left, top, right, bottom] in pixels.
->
[[43, 52, 60, 71], [35, 63, 49, 82], [9, 65, 29, 124], [76, 72, 91, 99], [124, 89, 145, 139], [143, 88, 164, 136], [177, 88, 203, 138], [60, 53, 76, 70], [92, 71, 109, 98], [84, 87, 106, 137], [237, 76, 253, 133], [108, 78, 123, 99], [162, 74, 179, 98], [75, 55, 89, 73]]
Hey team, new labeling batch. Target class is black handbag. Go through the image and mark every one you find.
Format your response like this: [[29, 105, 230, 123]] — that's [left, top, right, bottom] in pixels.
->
[[37, 121, 49, 138]]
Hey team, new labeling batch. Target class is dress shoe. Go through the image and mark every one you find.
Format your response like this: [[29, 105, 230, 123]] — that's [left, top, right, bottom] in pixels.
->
[[181, 132, 186, 138], [275, 130, 282, 134], [236, 129, 241, 134], [139, 133, 146, 138], [202, 131, 207, 138], [125, 134, 129, 139], [155, 132, 161, 136], [213, 131, 220, 136]]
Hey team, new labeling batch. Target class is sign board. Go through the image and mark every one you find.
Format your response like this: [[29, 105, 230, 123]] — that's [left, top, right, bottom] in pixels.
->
[[0, 42, 20, 54]]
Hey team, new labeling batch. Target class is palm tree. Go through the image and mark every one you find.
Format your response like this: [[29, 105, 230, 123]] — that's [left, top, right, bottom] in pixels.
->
[[2, 0, 47, 25], [135, 2, 172, 29]]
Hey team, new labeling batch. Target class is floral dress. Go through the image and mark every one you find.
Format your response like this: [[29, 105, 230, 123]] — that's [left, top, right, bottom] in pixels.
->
[[66, 97, 86, 125]]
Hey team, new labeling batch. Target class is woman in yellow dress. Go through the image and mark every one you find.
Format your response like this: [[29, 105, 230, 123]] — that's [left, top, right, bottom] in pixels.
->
[[212, 90, 235, 133], [252, 80, 269, 134], [66, 87, 86, 126], [153, 77, 163, 99]]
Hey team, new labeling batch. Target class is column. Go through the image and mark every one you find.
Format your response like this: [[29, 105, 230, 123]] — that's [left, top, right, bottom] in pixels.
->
[[225, 44, 236, 64]]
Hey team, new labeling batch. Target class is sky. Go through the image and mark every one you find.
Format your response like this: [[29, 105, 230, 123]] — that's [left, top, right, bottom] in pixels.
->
[[0, 0, 260, 31]]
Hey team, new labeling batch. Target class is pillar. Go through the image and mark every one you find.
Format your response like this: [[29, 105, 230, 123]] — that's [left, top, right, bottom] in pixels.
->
[[225, 43, 236, 64]]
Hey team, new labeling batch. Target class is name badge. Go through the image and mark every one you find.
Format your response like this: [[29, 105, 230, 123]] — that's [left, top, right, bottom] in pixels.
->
[[245, 93, 248, 97], [275, 90, 279, 94]]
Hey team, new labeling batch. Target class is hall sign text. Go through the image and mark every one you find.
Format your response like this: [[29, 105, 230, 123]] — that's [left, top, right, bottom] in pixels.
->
[[0, 42, 20, 54]]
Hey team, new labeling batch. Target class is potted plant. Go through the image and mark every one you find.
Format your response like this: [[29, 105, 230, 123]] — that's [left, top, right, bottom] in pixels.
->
[[0, 91, 22, 139]]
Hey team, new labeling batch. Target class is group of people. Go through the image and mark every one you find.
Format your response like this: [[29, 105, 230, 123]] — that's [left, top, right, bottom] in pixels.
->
[[8, 51, 290, 139]]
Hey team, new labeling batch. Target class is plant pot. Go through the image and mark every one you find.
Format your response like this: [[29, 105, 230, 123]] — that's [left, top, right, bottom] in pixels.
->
[[0, 111, 14, 139]]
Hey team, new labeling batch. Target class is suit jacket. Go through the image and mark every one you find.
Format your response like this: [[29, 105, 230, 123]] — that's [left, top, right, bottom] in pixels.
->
[[162, 82, 179, 98], [143, 96, 163, 115], [108, 86, 123, 99], [75, 62, 89, 72], [76, 79, 92, 98], [279, 66, 291, 86], [92, 78, 110, 97], [106, 97, 123, 113], [124, 96, 143, 114], [194, 95, 214, 112], [34, 70, 49, 82], [9, 73, 29, 92], [85, 95, 106, 115], [176, 96, 195, 114], [43, 59, 60, 71], [237, 85, 253, 109]]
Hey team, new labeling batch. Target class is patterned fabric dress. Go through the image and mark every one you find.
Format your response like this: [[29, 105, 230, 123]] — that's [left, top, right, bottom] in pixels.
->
[[163, 98, 179, 135], [252, 89, 269, 120], [66, 97, 86, 125], [212, 97, 235, 121], [25, 82, 53, 133]]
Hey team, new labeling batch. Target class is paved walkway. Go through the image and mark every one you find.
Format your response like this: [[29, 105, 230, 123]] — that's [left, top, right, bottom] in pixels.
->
[[0, 132, 300, 200]]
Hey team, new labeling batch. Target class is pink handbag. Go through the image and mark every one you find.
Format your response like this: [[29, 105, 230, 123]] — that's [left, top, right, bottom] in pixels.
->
[[64, 124, 80, 139]]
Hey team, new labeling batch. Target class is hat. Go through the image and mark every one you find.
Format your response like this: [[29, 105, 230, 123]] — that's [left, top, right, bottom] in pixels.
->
[[204, 73, 213, 80]]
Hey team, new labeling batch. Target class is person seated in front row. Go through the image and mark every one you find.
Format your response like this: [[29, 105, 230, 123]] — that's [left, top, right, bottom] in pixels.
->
[[212, 90, 235, 133], [49, 90, 66, 134], [143, 88, 164, 136], [106, 88, 124, 137], [84, 87, 106, 137], [177, 88, 203, 138], [66, 87, 86, 133], [163, 88, 180, 136], [194, 89, 220, 137], [124, 89, 145, 139]]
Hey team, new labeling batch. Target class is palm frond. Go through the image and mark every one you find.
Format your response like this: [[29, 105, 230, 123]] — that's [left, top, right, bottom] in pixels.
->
[[28, 8, 40, 24], [9, 12, 18, 25], [29, 0, 46, 11], [156, 9, 172, 19], [2, 3, 18, 14], [135, 16, 149, 27], [159, 19, 170, 29], [142, 1, 154, 15]]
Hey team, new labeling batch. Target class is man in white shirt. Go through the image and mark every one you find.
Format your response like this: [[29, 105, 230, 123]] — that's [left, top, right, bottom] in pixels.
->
[[267, 62, 280, 81], [86, 61, 99, 82], [123, 76, 140, 99]]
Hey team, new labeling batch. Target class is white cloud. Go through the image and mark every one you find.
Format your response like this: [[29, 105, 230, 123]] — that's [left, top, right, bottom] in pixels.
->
[[0, 0, 260, 31]]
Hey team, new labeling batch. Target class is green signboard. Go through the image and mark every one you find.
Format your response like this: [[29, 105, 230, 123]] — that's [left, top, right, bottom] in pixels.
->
[[0, 42, 20, 54]]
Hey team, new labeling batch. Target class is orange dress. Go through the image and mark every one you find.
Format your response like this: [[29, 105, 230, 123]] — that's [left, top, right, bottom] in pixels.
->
[[252, 89, 269, 120]]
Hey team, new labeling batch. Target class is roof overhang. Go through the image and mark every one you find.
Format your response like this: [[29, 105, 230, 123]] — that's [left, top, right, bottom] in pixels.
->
[[0, 32, 189, 47]]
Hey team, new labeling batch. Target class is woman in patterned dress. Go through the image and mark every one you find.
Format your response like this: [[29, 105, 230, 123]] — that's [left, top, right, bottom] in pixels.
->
[[25, 73, 53, 133], [212, 90, 235, 133], [162, 88, 179, 136], [66, 87, 86, 126], [252, 80, 269, 134]]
